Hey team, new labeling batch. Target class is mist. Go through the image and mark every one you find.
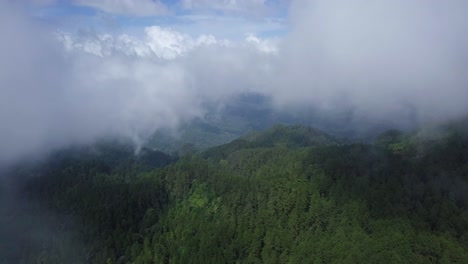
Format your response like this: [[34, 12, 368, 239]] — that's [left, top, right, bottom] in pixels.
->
[[0, 170, 86, 263], [274, 0, 468, 127], [0, 0, 467, 163]]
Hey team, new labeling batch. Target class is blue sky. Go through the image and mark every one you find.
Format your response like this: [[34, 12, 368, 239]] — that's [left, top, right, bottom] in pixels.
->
[[31, 0, 289, 39]]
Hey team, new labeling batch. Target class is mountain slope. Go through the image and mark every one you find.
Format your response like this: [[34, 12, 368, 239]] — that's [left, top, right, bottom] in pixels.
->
[[5, 122, 468, 263], [202, 124, 338, 160]]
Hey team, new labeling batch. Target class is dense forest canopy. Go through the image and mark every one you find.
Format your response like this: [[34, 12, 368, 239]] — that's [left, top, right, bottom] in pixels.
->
[[1, 121, 467, 263]]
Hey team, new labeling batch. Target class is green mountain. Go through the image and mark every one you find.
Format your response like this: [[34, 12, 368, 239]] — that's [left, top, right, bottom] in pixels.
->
[[2, 122, 468, 263], [145, 93, 396, 155], [203, 124, 339, 160]]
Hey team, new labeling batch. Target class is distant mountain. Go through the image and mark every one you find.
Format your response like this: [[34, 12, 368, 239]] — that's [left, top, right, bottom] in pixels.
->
[[146, 93, 291, 154], [203, 124, 339, 159], [146, 93, 399, 154]]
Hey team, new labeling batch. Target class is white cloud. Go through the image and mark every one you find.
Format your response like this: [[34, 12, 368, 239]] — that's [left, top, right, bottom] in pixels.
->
[[245, 34, 278, 53], [144, 26, 216, 59], [72, 0, 168, 16], [1, 0, 467, 164], [273, 0, 468, 125], [57, 26, 276, 59], [0, 3, 274, 162]]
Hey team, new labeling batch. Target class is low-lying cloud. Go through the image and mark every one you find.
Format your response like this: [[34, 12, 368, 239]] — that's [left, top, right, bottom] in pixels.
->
[[0, 0, 467, 163], [0, 2, 273, 163], [275, 0, 468, 127]]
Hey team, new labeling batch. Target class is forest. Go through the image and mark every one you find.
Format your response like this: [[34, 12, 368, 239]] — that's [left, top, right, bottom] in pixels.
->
[[1, 122, 467, 263]]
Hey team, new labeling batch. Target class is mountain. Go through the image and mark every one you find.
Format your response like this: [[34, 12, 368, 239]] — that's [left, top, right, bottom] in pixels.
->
[[145, 93, 399, 155], [2, 122, 468, 263], [203, 124, 339, 160]]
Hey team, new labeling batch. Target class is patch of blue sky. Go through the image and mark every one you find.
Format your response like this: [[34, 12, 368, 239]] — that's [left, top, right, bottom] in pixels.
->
[[30, 0, 289, 39], [33, 3, 96, 19]]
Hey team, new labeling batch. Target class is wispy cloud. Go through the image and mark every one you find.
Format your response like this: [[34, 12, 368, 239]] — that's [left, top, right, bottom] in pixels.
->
[[181, 0, 268, 15], [72, 0, 169, 17], [170, 14, 287, 39]]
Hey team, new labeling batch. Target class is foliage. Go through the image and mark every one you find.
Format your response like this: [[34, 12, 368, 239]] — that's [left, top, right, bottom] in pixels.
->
[[7, 123, 468, 263]]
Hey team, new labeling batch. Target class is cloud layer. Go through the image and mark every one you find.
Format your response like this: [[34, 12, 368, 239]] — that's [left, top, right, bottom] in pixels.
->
[[0, 2, 274, 163], [0, 0, 467, 163], [274, 0, 468, 126]]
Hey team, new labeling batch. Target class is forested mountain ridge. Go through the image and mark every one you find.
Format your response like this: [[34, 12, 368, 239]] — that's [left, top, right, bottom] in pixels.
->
[[145, 93, 395, 155], [3, 123, 468, 263], [202, 124, 339, 160]]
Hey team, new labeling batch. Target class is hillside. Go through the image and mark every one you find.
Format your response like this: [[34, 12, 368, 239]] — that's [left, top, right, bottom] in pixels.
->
[[202, 124, 339, 160], [2, 123, 468, 263]]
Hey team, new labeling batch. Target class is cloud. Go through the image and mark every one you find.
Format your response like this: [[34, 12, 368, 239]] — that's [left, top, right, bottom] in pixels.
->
[[72, 0, 169, 16], [58, 26, 276, 59], [245, 34, 278, 53], [0, 3, 69, 163], [0, 0, 467, 164], [0, 2, 274, 163], [143, 26, 218, 59], [181, 0, 268, 15], [170, 15, 287, 40], [272, 0, 468, 127]]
